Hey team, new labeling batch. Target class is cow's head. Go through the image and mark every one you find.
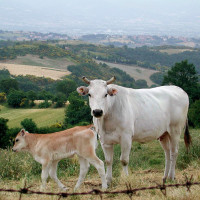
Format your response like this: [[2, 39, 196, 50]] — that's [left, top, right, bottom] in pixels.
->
[[12, 129, 28, 152], [77, 76, 118, 118]]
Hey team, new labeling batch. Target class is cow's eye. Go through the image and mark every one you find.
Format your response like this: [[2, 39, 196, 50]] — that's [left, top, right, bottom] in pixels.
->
[[105, 94, 108, 97], [16, 139, 19, 142], [88, 94, 91, 97]]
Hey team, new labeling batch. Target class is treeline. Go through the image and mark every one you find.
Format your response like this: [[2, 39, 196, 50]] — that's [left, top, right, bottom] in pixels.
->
[[0, 69, 77, 108], [68, 62, 135, 88], [62, 44, 200, 73], [0, 41, 90, 64], [0, 43, 70, 60]]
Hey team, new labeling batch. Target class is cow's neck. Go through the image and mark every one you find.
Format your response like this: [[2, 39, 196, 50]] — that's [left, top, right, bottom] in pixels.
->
[[25, 134, 40, 154]]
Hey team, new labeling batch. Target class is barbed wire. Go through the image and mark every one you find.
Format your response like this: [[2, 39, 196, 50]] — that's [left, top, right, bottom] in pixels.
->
[[0, 175, 199, 200]]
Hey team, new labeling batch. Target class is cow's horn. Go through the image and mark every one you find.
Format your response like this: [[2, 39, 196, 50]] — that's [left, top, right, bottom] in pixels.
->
[[107, 76, 116, 85], [82, 76, 90, 84]]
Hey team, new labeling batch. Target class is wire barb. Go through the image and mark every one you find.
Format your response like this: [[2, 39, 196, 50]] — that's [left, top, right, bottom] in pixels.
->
[[0, 174, 200, 200]]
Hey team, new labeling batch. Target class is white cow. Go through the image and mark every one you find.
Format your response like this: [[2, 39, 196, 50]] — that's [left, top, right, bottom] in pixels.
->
[[77, 76, 191, 185]]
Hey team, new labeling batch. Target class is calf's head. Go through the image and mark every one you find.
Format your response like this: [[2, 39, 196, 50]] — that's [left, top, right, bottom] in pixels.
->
[[12, 129, 28, 152], [77, 76, 118, 118]]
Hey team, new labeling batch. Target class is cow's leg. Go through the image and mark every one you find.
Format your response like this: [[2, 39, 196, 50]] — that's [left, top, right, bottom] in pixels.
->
[[120, 135, 132, 176], [49, 160, 68, 190], [168, 126, 181, 180], [74, 156, 90, 190], [101, 143, 114, 185], [40, 161, 50, 190], [87, 155, 107, 190], [159, 132, 170, 182]]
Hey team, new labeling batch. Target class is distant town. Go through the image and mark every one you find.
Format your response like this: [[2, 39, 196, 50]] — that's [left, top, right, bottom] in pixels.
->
[[0, 30, 200, 48]]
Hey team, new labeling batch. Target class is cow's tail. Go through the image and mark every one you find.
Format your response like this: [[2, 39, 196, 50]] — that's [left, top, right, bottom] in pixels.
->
[[184, 118, 191, 151]]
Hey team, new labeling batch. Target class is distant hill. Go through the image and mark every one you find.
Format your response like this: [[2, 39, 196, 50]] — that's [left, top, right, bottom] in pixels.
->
[[1, 30, 200, 48], [80, 34, 200, 48]]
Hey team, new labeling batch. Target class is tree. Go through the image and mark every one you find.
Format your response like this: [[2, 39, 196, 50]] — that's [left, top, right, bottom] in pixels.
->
[[162, 60, 200, 102], [135, 79, 148, 88], [0, 68, 10, 81], [65, 91, 92, 127], [0, 118, 9, 148], [7, 89, 26, 108], [0, 78, 19, 94], [56, 79, 77, 98], [0, 92, 6, 103], [189, 100, 200, 128], [53, 92, 67, 108], [27, 90, 37, 106], [21, 118, 37, 133]]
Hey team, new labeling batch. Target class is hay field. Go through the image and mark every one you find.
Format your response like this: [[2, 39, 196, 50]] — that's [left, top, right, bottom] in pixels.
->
[[159, 48, 196, 55], [0, 55, 74, 80], [96, 60, 157, 86]]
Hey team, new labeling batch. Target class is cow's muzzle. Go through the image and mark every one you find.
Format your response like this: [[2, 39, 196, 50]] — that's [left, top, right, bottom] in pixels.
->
[[93, 109, 103, 118], [12, 148, 17, 152]]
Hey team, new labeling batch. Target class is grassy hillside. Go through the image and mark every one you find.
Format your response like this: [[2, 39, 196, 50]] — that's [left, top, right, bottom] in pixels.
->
[[96, 60, 157, 86], [0, 105, 65, 128], [0, 54, 75, 70]]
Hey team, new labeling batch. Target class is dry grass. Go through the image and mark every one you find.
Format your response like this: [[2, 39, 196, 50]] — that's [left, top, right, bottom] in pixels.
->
[[0, 63, 70, 80], [96, 60, 157, 86], [0, 167, 200, 200], [0, 55, 76, 80], [159, 48, 196, 55]]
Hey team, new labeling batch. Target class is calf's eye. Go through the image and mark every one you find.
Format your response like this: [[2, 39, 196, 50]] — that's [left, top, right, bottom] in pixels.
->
[[16, 139, 19, 142], [88, 94, 91, 97], [105, 94, 108, 97]]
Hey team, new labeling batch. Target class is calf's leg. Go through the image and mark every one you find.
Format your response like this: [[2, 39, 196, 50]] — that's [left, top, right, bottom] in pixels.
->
[[40, 162, 50, 190], [74, 156, 90, 190], [49, 160, 68, 190], [87, 155, 107, 190]]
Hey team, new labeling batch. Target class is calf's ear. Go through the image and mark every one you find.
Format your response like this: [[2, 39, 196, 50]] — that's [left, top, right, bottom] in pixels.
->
[[20, 129, 26, 137], [77, 86, 89, 96], [108, 87, 118, 96]]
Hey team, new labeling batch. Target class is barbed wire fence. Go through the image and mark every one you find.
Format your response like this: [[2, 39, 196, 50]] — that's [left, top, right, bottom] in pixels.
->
[[0, 175, 200, 200]]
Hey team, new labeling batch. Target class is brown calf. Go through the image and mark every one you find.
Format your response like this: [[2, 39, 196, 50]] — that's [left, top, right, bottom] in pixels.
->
[[12, 126, 107, 190]]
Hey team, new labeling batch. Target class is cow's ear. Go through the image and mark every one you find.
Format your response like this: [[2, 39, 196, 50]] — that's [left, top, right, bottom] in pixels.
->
[[20, 129, 26, 137], [108, 87, 118, 96], [77, 86, 89, 96]]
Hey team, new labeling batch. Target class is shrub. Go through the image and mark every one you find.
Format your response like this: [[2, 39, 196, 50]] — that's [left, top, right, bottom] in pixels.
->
[[0, 118, 9, 148], [7, 89, 26, 108], [38, 100, 51, 108], [189, 100, 200, 128], [21, 118, 37, 133], [65, 91, 92, 127], [0, 92, 6, 103]]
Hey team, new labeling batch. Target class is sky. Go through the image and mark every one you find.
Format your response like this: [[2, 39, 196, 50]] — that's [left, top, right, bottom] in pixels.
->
[[0, 0, 200, 37]]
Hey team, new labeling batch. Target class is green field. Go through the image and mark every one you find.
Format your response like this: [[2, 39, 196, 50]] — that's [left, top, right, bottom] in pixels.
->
[[0, 105, 65, 128]]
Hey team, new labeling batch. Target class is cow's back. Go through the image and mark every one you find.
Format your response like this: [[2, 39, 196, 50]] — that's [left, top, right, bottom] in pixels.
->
[[106, 85, 189, 142]]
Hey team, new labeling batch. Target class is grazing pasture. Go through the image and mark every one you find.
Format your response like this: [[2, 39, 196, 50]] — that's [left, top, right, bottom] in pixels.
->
[[0, 105, 65, 128], [0, 129, 200, 199]]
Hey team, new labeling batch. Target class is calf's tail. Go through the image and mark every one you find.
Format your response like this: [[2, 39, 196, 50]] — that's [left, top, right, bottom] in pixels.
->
[[184, 118, 191, 151], [90, 126, 98, 149]]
